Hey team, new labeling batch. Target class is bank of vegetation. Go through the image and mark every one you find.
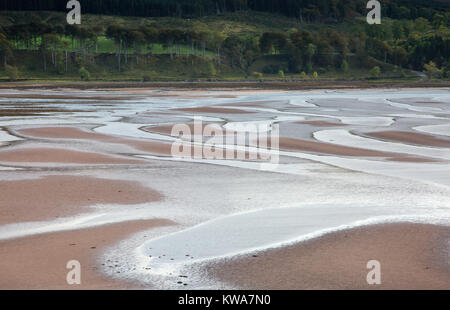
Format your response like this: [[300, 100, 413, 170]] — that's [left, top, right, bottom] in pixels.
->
[[0, 0, 449, 82]]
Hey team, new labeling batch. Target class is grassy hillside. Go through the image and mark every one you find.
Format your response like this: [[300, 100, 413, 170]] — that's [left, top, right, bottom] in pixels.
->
[[0, 10, 448, 82]]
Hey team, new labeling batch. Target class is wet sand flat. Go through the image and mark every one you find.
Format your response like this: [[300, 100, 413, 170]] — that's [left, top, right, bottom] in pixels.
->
[[1, 87, 449, 290], [0, 147, 146, 164], [278, 137, 435, 162], [143, 123, 223, 137], [17, 127, 175, 156], [0, 94, 141, 101], [206, 223, 450, 290], [18, 127, 117, 141], [0, 175, 162, 225], [174, 107, 255, 114], [297, 121, 346, 127], [0, 219, 174, 290], [366, 131, 450, 148], [279, 137, 393, 157], [17, 126, 260, 159]]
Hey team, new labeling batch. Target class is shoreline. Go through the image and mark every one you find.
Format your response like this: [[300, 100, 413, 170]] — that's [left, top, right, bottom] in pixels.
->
[[0, 81, 449, 91]]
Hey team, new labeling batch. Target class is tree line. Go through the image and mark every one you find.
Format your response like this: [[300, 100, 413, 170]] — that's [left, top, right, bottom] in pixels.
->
[[1, 0, 448, 21], [0, 9, 449, 79]]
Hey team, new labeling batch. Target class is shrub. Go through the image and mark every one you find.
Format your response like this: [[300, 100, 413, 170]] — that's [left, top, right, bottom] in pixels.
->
[[79, 67, 90, 81], [253, 72, 263, 79], [207, 61, 216, 76], [370, 66, 381, 78], [278, 70, 285, 78], [445, 71, 450, 80], [143, 74, 152, 82], [305, 62, 313, 74], [263, 64, 277, 74], [5, 65, 19, 81], [423, 61, 442, 79], [313, 72, 318, 79], [263, 64, 287, 75], [341, 60, 349, 73]]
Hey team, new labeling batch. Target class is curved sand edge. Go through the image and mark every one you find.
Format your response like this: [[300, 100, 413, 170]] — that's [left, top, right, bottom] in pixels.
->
[[0, 175, 162, 225], [0, 147, 146, 165], [0, 219, 175, 290], [204, 223, 450, 290], [366, 131, 450, 148]]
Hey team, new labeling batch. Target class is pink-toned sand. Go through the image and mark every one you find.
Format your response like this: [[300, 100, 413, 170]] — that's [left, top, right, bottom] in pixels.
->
[[277, 137, 435, 162], [366, 131, 450, 148], [0, 219, 175, 289], [0, 175, 162, 225], [297, 120, 346, 127], [174, 107, 255, 114], [18, 126, 258, 159], [18, 127, 116, 141], [206, 223, 450, 290], [17, 127, 175, 157], [143, 123, 224, 137], [0, 94, 140, 101], [214, 95, 237, 98], [0, 147, 145, 164], [12, 126, 438, 162]]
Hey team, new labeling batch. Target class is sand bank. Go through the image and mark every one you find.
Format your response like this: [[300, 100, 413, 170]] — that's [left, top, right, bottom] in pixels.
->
[[278, 137, 435, 162], [17, 127, 174, 156], [0, 147, 145, 164], [297, 121, 346, 127], [205, 223, 450, 289], [0, 175, 162, 225], [174, 107, 255, 114], [0, 219, 174, 289], [366, 131, 450, 148]]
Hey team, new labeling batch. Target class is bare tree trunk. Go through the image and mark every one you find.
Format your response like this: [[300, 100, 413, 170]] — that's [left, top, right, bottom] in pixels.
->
[[218, 47, 221, 65], [118, 42, 121, 72], [124, 41, 128, 65]]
